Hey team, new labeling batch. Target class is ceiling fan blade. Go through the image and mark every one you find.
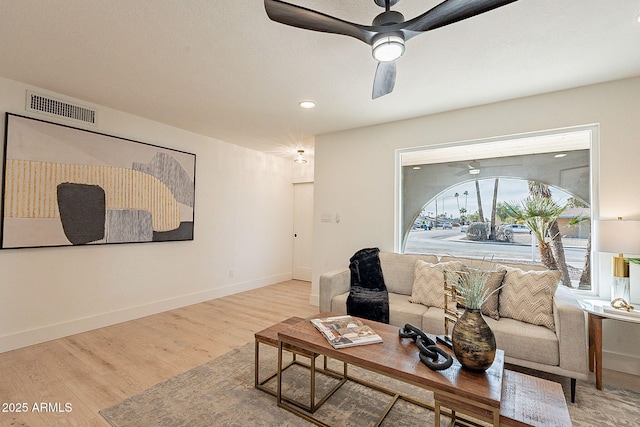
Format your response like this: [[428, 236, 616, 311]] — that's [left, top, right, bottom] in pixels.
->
[[401, 0, 518, 40], [372, 61, 396, 99], [264, 0, 375, 44]]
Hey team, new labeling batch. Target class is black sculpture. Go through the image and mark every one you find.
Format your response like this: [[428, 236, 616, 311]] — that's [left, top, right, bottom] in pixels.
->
[[399, 323, 453, 371]]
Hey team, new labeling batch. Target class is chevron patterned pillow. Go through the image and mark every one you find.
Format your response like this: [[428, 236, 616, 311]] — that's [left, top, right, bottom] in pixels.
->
[[499, 266, 561, 331], [409, 260, 463, 309], [480, 267, 507, 320]]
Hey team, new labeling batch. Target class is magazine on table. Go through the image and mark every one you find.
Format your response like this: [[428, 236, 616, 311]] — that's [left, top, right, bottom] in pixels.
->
[[310, 315, 383, 349]]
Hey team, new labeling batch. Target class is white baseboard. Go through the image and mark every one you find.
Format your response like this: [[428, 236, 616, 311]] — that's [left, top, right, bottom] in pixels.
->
[[603, 350, 640, 376], [309, 293, 319, 307], [0, 272, 292, 354]]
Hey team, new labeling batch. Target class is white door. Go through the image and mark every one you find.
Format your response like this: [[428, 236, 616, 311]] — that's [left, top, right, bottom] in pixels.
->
[[293, 182, 313, 281]]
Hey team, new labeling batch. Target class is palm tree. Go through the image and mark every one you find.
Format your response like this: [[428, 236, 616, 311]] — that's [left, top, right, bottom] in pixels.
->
[[489, 178, 499, 240], [454, 192, 460, 219], [496, 202, 511, 222], [463, 190, 469, 212], [459, 207, 468, 224], [567, 196, 591, 289], [475, 181, 484, 223], [503, 196, 567, 271], [528, 181, 571, 287]]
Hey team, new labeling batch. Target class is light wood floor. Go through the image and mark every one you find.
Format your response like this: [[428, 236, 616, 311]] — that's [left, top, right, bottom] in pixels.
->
[[0, 280, 318, 427], [0, 280, 638, 427]]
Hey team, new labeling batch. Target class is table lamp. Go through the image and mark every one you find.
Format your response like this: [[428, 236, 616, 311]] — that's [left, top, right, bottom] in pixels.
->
[[595, 217, 640, 305]]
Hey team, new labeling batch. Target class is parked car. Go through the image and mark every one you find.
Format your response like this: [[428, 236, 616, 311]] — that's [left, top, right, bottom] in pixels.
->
[[442, 222, 452, 230], [503, 224, 530, 233], [412, 221, 432, 230], [460, 225, 468, 232]]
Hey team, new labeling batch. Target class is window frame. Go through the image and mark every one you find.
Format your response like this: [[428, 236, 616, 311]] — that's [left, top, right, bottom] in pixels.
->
[[394, 124, 600, 298]]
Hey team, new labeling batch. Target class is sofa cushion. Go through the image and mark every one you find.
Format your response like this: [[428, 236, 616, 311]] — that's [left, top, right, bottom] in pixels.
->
[[329, 291, 430, 330], [388, 293, 429, 328], [499, 266, 560, 331], [486, 317, 559, 366], [480, 267, 507, 320], [409, 260, 463, 309], [379, 252, 438, 295], [438, 257, 505, 320], [420, 306, 446, 336]]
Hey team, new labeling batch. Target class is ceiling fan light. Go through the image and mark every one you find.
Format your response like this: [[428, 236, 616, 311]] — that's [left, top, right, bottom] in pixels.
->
[[372, 35, 405, 62], [469, 168, 480, 175]]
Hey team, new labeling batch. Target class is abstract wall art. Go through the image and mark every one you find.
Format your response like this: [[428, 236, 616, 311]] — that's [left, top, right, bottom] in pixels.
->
[[1, 113, 196, 249]]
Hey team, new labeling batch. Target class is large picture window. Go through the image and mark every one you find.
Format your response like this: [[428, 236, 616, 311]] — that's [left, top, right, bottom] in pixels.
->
[[397, 127, 596, 291]]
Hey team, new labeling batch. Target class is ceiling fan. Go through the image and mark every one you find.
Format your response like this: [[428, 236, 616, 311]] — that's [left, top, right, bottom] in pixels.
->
[[264, 0, 518, 99], [449, 160, 520, 176], [449, 161, 483, 176]]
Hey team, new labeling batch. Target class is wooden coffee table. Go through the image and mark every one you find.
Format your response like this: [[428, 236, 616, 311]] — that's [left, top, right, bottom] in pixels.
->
[[274, 313, 571, 427], [277, 313, 504, 426]]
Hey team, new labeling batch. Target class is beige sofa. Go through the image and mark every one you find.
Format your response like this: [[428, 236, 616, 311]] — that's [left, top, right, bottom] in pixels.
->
[[319, 252, 588, 401]]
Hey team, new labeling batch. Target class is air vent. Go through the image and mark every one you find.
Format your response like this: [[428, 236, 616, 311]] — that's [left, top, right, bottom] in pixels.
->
[[26, 90, 98, 126]]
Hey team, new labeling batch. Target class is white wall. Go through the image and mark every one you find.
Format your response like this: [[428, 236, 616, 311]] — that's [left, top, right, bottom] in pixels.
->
[[312, 76, 640, 375], [0, 77, 294, 352]]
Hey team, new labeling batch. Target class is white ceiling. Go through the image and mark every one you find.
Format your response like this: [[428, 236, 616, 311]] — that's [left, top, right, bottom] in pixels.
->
[[1, 1, 639, 161]]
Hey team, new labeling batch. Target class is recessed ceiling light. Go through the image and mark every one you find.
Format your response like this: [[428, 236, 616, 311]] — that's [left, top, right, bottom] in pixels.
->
[[413, 166, 421, 170], [298, 101, 316, 109], [554, 153, 567, 158]]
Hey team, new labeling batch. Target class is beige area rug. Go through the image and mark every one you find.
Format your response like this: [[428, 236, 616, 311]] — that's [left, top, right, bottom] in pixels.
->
[[101, 342, 640, 427]]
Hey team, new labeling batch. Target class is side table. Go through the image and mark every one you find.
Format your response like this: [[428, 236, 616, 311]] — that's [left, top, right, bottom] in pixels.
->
[[254, 316, 347, 412], [254, 316, 310, 396], [580, 299, 640, 390]]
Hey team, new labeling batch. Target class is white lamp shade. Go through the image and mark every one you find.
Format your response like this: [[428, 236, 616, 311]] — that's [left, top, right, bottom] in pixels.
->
[[594, 219, 640, 255]]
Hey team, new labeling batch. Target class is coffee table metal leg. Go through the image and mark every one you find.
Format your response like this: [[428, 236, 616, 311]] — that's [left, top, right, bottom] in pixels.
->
[[310, 349, 316, 411], [255, 340, 260, 390], [434, 400, 457, 427], [277, 339, 284, 407]]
